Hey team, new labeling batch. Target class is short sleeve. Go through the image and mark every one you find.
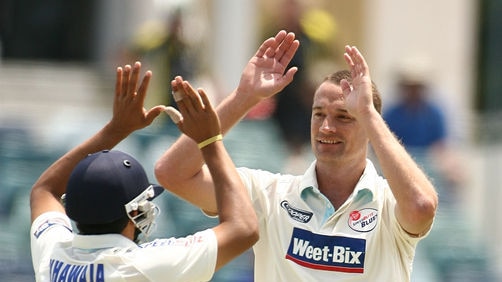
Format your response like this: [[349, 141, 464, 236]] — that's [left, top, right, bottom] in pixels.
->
[[30, 212, 73, 280], [133, 229, 218, 281]]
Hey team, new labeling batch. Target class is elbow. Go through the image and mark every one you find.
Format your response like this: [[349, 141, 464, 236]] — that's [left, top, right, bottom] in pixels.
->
[[154, 159, 177, 189], [243, 224, 260, 248], [409, 192, 439, 227], [424, 189, 439, 218], [249, 222, 260, 245], [418, 195, 438, 222], [239, 217, 260, 247], [398, 190, 439, 236]]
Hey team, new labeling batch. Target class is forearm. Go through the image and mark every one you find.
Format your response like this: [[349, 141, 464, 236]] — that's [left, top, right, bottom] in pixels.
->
[[156, 88, 260, 187], [363, 110, 438, 234], [201, 141, 258, 270], [201, 142, 254, 223], [30, 123, 130, 220]]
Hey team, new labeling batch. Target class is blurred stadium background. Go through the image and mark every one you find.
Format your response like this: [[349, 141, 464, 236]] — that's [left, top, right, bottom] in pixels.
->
[[1, 0, 501, 281]]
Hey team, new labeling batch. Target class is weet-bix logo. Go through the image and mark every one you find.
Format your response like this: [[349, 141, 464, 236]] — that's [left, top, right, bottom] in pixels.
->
[[285, 227, 366, 273], [281, 200, 313, 223]]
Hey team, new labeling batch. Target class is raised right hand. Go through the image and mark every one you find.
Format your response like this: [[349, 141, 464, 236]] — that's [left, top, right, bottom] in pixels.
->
[[166, 77, 221, 144], [236, 30, 300, 101]]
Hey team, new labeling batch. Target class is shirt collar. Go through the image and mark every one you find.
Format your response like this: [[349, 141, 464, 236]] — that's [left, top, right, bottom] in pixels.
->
[[73, 234, 137, 250], [299, 159, 377, 202]]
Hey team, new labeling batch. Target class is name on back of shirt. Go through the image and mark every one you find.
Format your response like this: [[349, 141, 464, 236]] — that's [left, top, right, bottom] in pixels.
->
[[50, 259, 104, 282]]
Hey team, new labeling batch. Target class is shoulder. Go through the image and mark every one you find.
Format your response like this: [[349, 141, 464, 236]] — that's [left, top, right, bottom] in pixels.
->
[[237, 167, 297, 183], [133, 229, 217, 281], [31, 211, 73, 240], [140, 229, 217, 249]]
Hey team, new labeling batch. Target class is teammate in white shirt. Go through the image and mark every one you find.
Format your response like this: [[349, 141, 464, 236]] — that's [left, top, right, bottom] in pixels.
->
[[30, 61, 258, 282], [154, 30, 439, 281]]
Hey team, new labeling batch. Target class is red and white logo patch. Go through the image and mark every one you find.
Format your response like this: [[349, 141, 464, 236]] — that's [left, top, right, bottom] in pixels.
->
[[348, 208, 378, 232]]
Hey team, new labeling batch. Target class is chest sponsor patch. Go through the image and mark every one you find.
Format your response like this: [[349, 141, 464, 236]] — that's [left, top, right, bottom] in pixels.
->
[[348, 208, 378, 232], [281, 200, 313, 223], [285, 227, 366, 273]]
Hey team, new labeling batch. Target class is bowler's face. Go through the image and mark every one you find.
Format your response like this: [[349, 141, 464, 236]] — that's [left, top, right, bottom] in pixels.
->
[[310, 82, 368, 166]]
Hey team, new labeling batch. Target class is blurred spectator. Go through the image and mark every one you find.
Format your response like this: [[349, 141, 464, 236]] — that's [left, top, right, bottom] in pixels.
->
[[383, 58, 463, 203], [126, 8, 197, 111], [271, 0, 312, 159], [384, 58, 497, 282], [384, 64, 446, 148], [254, 0, 337, 173]]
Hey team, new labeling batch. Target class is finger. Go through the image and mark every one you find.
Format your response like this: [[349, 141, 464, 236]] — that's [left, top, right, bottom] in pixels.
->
[[340, 79, 352, 96], [164, 106, 183, 124], [171, 76, 184, 99], [182, 81, 203, 112], [121, 64, 132, 97], [129, 61, 141, 96], [197, 88, 212, 112], [256, 37, 272, 58], [172, 90, 184, 102], [144, 105, 167, 125], [346, 46, 361, 75], [343, 53, 356, 78], [282, 66, 298, 86], [136, 70, 152, 103], [279, 39, 299, 67], [275, 32, 295, 61], [115, 67, 123, 98], [343, 46, 357, 78], [264, 30, 286, 58], [343, 45, 355, 67], [352, 46, 369, 76]]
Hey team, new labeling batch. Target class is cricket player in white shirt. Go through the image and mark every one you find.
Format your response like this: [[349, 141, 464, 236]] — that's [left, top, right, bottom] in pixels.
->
[[30, 61, 258, 281], [155, 30, 438, 281]]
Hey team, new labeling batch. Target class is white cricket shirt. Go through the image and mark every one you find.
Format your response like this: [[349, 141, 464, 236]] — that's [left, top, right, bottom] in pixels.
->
[[31, 211, 217, 282], [237, 159, 428, 282]]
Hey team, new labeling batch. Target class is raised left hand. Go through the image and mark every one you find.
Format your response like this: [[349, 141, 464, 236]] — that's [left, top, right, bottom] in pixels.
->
[[109, 61, 166, 134]]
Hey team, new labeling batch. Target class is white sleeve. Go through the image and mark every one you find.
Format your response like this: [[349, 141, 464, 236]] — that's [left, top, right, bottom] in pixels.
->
[[134, 229, 218, 281], [30, 212, 73, 280]]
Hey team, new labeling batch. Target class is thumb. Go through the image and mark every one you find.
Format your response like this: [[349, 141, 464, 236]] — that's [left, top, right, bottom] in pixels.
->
[[145, 105, 167, 125], [280, 67, 298, 88], [340, 79, 352, 96], [164, 106, 183, 124]]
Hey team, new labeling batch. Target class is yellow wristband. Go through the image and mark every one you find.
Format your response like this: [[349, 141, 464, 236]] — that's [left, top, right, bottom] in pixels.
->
[[198, 134, 223, 149]]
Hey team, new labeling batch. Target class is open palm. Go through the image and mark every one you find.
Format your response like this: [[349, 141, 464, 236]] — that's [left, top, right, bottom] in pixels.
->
[[237, 30, 299, 100]]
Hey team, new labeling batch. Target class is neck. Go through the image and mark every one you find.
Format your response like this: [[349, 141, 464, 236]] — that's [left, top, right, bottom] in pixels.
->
[[121, 220, 137, 241], [315, 159, 366, 209]]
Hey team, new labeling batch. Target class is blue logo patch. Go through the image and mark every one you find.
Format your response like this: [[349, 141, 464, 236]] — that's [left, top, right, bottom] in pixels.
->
[[33, 219, 71, 238], [285, 227, 366, 273], [281, 200, 313, 223]]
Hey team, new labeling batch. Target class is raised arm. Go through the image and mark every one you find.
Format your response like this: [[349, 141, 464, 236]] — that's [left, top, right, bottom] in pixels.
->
[[155, 30, 299, 213], [341, 45, 438, 235], [30, 62, 165, 222], [165, 81, 258, 271]]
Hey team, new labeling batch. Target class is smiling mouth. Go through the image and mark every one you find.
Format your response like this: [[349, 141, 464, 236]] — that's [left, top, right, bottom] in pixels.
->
[[318, 139, 341, 144]]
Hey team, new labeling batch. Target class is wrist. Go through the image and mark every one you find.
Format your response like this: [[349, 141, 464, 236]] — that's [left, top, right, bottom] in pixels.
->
[[234, 86, 263, 107], [198, 134, 223, 149], [102, 122, 132, 141]]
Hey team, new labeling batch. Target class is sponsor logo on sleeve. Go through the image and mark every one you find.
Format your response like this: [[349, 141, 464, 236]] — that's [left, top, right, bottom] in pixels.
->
[[33, 219, 72, 238], [281, 200, 313, 223], [285, 227, 366, 273], [348, 208, 378, 232]]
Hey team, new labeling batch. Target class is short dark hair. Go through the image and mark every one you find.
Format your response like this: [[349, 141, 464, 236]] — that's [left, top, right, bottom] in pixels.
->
[[321, 70, 382, 114], [76, 216, 130, 235]]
